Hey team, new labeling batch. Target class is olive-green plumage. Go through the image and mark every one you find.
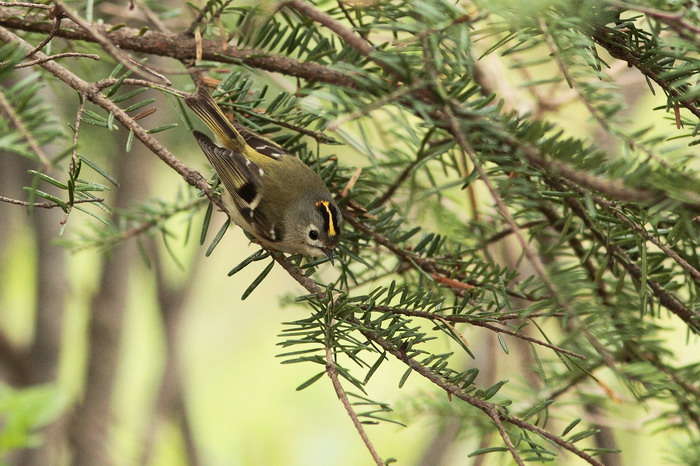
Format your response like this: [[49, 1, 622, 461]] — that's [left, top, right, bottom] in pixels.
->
[[185, 87, 341, 260]]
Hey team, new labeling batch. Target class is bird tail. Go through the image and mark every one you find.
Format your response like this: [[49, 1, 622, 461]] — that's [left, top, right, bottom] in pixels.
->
[[185, 87, 247, 153]]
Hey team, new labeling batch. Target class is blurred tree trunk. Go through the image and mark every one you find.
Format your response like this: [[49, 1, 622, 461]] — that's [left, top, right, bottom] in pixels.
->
[[69, 130, 147, 465], [140, 246, 201, 466], [0, 79, 71, 464], [19, 201, 70, 465]]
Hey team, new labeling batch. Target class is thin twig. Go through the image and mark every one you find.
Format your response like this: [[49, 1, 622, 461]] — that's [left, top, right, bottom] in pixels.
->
[[70, 199, 208, 252], [0, 1, 51, 9], [0, 195, 104, 209], [482, 220, 548, 246], [15, 52, 100, 68], [93, 77, 188, 97], [488, 409, 525, 466], [325, 345, 384, 466], [121, 53, 172, 86], [376, 152, 428, 206], [59, 93, 88, 224], [22, 7, 61, 59], [345, 211, 541, 302], [341, 167, 362, 198], [287, 0, 373, 57], [372, 305, 586, 360]]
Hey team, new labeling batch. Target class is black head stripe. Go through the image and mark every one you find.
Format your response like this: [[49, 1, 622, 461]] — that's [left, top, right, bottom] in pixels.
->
[[315, 200, 338, 237]]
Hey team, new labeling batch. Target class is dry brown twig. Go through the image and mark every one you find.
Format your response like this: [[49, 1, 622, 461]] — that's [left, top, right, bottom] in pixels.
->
[[372, 305, 586, 360], [324, 345, 384, 466], [14, 52, 100, 68], [0, 2, 51, 9], [0, 195, 104, 209], [604, 0, 700, 47]]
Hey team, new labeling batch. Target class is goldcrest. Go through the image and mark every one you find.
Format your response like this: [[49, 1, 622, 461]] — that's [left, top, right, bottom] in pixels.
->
[[185, 87, 341, 262]]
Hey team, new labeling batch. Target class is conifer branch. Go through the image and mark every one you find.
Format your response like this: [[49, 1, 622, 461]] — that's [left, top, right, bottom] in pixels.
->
[[0, 89, 51, 169]]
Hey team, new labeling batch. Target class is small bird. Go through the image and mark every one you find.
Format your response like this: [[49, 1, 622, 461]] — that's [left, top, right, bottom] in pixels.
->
[[185, 87, 341, 262]]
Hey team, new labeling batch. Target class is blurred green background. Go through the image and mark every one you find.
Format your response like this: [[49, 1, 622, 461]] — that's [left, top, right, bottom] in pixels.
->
[[1, 1, 699, 465]]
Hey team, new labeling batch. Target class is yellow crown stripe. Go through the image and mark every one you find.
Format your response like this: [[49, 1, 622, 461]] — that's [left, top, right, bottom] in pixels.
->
[[316, 200, 337, 237]]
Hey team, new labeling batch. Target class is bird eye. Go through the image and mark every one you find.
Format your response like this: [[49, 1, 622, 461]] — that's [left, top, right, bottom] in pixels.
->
[[308, 229, 319, 241]]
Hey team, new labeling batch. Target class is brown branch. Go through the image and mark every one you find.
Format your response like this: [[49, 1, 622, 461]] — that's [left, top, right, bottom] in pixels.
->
[[269, 250, 603, 465], [325, 345, 384, 466], [353, 318, 605, 466], [522, 145, 656, 203], [344, 211, 540, 302], [489, 410, 525, 466], [272, 241, 601, 464], [0, 8, 360, 88]]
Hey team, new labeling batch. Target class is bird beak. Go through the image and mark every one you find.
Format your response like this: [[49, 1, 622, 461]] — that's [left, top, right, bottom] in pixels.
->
[[321, 248, 335, 265]]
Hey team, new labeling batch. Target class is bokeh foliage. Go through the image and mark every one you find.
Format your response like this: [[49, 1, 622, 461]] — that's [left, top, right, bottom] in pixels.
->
[[0, 0, 699, 464]]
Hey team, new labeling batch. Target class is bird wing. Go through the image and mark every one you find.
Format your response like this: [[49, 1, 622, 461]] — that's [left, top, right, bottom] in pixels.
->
[[193, 130, 281, 243]]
